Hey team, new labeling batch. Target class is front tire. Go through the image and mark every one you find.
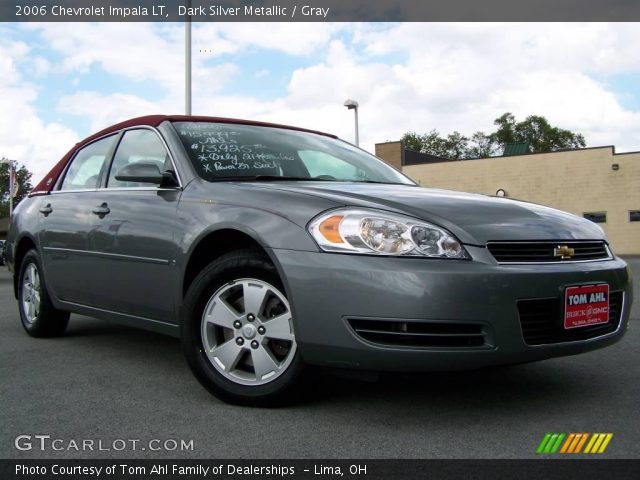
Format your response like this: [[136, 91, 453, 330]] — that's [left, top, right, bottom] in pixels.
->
[[18, 249, 70, 337], [181, 249, 305, 406]]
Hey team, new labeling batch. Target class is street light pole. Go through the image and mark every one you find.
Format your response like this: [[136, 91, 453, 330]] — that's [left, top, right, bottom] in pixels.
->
[[353, 106, 359, 146], [185, 2, 192, 115], [343, 99, 359, 146]]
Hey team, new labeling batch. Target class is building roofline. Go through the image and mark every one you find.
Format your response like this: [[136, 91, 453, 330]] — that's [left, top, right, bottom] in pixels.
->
[[402, 144, 640, 166]]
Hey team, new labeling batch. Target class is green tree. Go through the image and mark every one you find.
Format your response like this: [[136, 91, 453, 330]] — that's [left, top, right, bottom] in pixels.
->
[[402, 113, 586, 159], [445, 131, 473, 160], [401, 130, 469, 159], [401, 132, 429, 154], [0, 160, 33, 218], [491, 113, 586, 152], [468, 131, 498, 158], [491, 113, 517, 147]]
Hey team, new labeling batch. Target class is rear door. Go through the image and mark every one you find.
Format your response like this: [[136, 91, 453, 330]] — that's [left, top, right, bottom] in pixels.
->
[[88, 128, 181, 323], [39, 134, 117, 304]]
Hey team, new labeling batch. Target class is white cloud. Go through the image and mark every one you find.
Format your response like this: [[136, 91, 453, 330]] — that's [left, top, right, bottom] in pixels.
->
[[0, 37, 78, 185], [29, 57, 51, 77], [350, 23, 640, 151], [26, 23, 186, 90], [56, 91, 166, 132], [195, 23, 342, 57]]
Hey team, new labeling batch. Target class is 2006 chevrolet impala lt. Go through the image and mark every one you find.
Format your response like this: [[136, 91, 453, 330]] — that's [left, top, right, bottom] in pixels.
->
[[6, 115, 633, 405]]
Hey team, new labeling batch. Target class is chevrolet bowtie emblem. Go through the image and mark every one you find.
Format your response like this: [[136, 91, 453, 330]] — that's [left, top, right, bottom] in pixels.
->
[[554, 245, 575, 259]]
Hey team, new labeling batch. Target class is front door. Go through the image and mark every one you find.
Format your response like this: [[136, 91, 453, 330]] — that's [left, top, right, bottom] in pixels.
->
[[88, 128, 181, 323]]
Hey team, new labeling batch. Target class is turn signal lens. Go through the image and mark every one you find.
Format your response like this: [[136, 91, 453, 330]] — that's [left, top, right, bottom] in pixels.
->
[[318, 215, 344, 244]]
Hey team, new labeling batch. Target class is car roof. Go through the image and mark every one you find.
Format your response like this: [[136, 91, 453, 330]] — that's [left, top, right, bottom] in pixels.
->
[[30, 115, 338, 196]]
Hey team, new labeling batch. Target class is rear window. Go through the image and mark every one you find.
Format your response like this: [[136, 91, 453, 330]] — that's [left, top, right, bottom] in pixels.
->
[[172, 121, 413, 185], [60, 135, 116, 190]]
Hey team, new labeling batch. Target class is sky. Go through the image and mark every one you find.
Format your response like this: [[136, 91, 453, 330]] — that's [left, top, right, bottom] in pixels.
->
[[1, 22, 639, 183]]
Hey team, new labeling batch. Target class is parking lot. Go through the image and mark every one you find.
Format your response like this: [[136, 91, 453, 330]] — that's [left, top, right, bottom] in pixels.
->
[[1, 259, 638, 459]]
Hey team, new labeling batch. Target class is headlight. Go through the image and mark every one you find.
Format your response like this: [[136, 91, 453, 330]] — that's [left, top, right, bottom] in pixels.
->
[[308, 208, 468, 258]]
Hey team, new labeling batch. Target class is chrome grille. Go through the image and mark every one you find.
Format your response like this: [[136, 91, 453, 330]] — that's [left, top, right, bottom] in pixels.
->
[[487, 241, 610, 264]]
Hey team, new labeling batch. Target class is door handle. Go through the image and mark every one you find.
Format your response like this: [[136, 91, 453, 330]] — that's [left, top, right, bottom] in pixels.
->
[[39, 204, 53, 216], [92, 203, 110, 216]]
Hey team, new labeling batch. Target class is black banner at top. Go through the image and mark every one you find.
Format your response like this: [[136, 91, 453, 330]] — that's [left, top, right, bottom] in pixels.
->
[[3, 0, 640, 22]]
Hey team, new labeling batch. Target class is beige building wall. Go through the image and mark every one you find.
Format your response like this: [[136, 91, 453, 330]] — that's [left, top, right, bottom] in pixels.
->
[[377, 143, 640, 255], [375, 141, 403, 170]]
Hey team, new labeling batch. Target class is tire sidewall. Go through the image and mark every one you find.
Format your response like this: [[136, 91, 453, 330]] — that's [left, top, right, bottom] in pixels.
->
[[182, 252, 304, 404]]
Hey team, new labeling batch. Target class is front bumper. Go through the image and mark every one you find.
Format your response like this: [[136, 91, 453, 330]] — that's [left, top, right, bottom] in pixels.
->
[[270, 246, 632, 371]]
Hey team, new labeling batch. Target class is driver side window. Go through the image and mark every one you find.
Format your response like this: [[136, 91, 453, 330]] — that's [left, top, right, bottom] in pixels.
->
[[107, 129, 169, 188]]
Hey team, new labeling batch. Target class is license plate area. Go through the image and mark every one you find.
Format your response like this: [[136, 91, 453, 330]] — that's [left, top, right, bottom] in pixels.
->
[[564, 284, 609, 329]]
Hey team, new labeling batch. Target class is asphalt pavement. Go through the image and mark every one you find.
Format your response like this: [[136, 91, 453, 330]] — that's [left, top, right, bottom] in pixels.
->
[[1, 259, 639, 459]]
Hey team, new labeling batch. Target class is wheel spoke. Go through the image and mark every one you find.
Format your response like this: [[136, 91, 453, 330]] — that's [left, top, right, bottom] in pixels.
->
[[33, 291, 41, 307], [264, 313, 294, 341], [207, 300, 240, 329], [243, 282, 268, 316], [210, 340, 244, 371], [33, 270, 40, 291], [26, 265, 33, 286], [251, 346, 279, 380], [26, 297, 33, 319]]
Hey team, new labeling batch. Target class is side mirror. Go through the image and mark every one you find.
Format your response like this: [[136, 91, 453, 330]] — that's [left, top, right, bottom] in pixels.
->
[[115, 162, 163, 184], [160, 170, 180, 188]]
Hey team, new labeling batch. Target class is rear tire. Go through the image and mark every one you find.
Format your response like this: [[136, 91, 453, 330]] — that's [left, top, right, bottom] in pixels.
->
[[182, 249, 306, 406], [18, 249, 69, 337]]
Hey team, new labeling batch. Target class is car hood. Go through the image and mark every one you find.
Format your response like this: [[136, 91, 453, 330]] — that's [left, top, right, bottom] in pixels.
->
[[248, 182, 606, 245]]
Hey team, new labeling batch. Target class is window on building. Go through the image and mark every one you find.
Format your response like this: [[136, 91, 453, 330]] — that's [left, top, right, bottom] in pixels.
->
[[629, 210, 640, 222], [583, 212, 607, 224]]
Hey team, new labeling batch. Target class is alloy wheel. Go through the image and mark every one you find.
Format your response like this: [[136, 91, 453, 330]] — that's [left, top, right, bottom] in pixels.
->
[[201, 278, 297, 386], [22, 263, 41, 325]]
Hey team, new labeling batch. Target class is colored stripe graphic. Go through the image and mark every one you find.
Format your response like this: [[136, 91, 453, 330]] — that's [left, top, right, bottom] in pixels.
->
[[585, 433, 613, 454], [550, 433, 565, 453], [597, 434, 613, 453], [544, 434, 559, 453], [537, 433, 565, 454], [560, 433, 575, 453], [537, 434, 552, 454], [537, 433, 613, 454], [584, 433, 599, 453], [574, 433, 589, 453], [567, 433, 586, 453]]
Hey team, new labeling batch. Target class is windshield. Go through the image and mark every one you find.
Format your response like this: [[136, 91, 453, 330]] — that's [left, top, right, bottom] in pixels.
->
[[173, 122, 414, 185]]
